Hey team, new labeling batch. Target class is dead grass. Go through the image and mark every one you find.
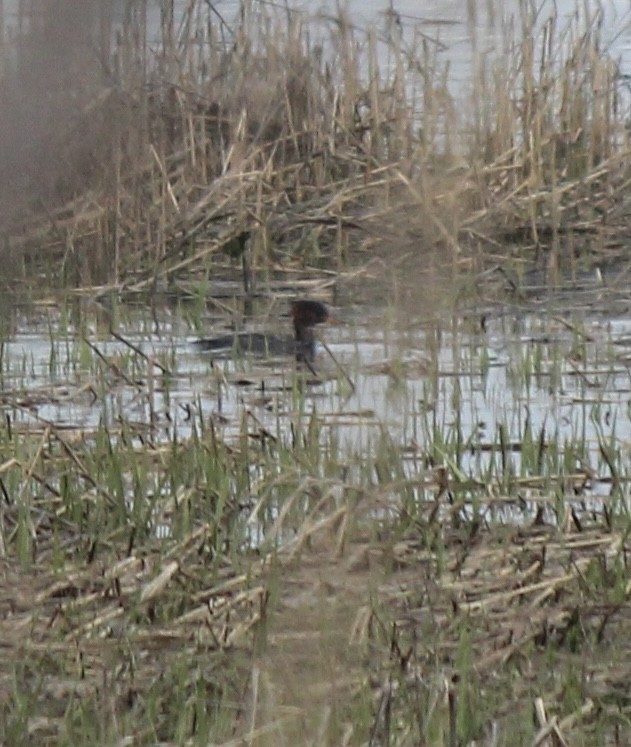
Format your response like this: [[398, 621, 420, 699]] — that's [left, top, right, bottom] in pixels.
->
[[0, 0, 629, 290], [1, 474, 629, 744]]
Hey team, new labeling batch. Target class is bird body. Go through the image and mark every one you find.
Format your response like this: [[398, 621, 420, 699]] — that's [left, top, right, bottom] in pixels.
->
[[194, 300, 331, 363]]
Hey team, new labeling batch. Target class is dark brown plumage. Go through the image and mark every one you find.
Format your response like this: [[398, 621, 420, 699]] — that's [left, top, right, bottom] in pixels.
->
[[194, 299, 331, 363]]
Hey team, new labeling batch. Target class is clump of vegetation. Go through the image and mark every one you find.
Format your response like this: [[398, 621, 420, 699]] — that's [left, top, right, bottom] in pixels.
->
[[0, 0, 629, 290]]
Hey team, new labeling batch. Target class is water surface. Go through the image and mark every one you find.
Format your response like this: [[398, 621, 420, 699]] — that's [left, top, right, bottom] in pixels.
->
[[3, 278, 631, 507]]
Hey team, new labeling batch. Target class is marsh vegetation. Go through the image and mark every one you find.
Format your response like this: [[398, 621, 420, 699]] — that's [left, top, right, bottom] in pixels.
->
[[1, 1, 631, 744]]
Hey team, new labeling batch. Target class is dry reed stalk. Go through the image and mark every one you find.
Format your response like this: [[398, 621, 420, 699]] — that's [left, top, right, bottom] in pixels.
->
[[0, 0, 627, 292]]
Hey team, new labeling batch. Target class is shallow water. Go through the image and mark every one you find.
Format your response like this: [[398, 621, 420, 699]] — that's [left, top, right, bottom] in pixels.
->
[[3, 280, 631, 506], [3, 0, 631, 83]]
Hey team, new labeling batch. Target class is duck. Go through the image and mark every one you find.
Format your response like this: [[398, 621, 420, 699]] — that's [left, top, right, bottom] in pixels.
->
[[194, 299, 331, 363]]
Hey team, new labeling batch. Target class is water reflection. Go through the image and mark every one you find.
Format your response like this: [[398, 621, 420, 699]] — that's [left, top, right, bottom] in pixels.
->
[[3, 0, 630, 82], [2, 284, 630, 503]]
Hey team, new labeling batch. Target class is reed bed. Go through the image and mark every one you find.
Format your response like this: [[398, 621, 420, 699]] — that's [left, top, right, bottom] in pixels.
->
[[1, 1, 631, 744], [0, 0, 630, 290]]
